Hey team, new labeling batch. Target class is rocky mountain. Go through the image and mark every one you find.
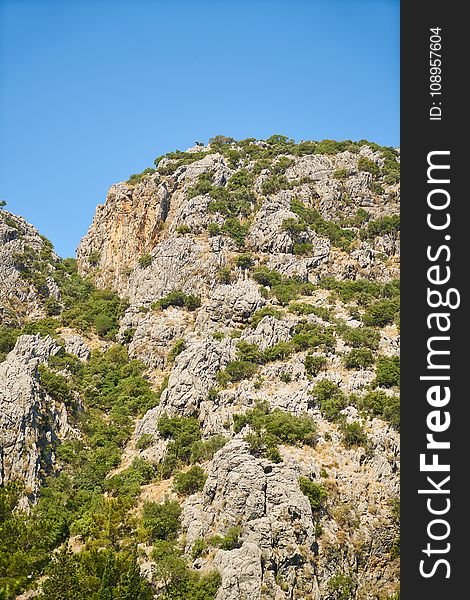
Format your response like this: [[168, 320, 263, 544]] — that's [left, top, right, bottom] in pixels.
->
[[0, 136, 400, 600]]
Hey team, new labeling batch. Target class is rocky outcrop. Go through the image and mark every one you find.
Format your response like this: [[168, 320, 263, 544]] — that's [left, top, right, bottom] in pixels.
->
[[76, 178, 170, 292], [0, 211, 59, 326], [0, 335, 74, 499], [196, 279, 266, 329], [77, 143, 399, 302], [183, 439, 316, 598]]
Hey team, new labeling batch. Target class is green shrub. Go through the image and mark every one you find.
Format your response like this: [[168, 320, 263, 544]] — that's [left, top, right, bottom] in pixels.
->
[[235, 253, 254, 269], [298, 477, 327, 512], [305, 354, 327, 376], [293, 241, 313, 255], [358, 390, 400, 430], [158, 415, 201, 473], [186, 172, 214, 198], [152, 539, 221, 597], [191, 538, 209, 559], [121, 327, 136, 344], [20, 317, 59, 338], [138, 254, 153, 268], [153, 290, 201, 311], [332, 168, 350, 179], [217, 360, 258, 386], [343, 348, 375, 369], [190, 435, 227, 463], [176, 224, 191, 235], [370, 181, 384, 194], [211, 526, 243, 551], [327, 572, 355, 600], [221, 218, 249, 247], [105, 458, 155, 498], [173, 466, 207, 495], [78, 345, 158, 415], [291, 322, 336, 352], [168, 339, 186, 362], [263, 341, 294, 362], [39, 546, 152, 600], [252, 267, 283, 287], [282, 218, 309, 236], [382, 157, 400, 185], [88, 250, 100, 266], [340, 421, 368, 448], [38, 365, 74, 406], [47, 351, 82, 375], [357, 156, 380, 176], [362, 298, 400, 327], [288, 303, 332, 320], [375, 356, 400, 388], [136, 433, 154, 450], [264, 410, 317, 446], [236, 341, 264, 363], [142, 498, 182, 541], [309, 380, 348, 421], [339, 324, 380, 350], [207, 223, 222, 236], [61, 288, 127, 340], [233, 402, 317, 449], [290, 199, 356, 252], [253, 267, 315, 305], [155, 150, 209, 175], [280, 371, 292, 383], [126, 167, 156, 185], [217, 266, 233, 284], [360, 215, 400, 239], [352, 208, 371, 226], [261, 174, 293, 195], [0, 327, 20, 361], [318, 276, 397, 302]]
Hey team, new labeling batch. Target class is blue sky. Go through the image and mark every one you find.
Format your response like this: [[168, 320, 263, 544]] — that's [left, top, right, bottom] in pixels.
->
[[0, 0, 399, 258]]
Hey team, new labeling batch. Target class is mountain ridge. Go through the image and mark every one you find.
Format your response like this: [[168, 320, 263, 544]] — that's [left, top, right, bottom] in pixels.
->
[[0, 136, 400, 600]]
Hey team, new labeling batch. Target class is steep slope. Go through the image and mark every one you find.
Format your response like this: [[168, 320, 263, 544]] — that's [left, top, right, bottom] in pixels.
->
[[0, 136, 400, 600]]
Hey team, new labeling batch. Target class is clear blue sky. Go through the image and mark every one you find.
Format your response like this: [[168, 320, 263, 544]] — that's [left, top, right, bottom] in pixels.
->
[[0, 0, 399, 258]]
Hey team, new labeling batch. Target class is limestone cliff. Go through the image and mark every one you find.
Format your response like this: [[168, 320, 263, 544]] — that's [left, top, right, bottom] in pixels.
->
[[0, 137, 400, 600]]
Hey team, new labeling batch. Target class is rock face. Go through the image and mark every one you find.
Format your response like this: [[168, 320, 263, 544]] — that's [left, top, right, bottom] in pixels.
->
[[77, 143, 399, 308], [0, 210, 60, 326], [0, 335, 73, 499], [76, 178, 170, 292], [2, 138, 400, 599], [184, 439, 316, 598], [74, 139, 400, 599]]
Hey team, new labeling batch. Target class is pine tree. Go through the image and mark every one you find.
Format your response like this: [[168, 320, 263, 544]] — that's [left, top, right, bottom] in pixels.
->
[[117, 549, 149, 600], [41, 548, 82, 600]]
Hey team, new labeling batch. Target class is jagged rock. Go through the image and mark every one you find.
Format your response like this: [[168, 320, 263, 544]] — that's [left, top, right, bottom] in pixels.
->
[[176, 152, 231, 186], [266, 249, 329, 281], [196, 279, 266, 328], [62, 333, 91, 361], [170, 193, 224, 234], [127, 237, 227, 307], [0, 335, 74, 499], [213, 543, 263, 600], [0, 211, 59, 325], [183, 439, 316, 599], [76, 178, 170, 292], [126, 310, 191, 369], [241, 315, 294, 350], [161, 337, 235, 417]]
